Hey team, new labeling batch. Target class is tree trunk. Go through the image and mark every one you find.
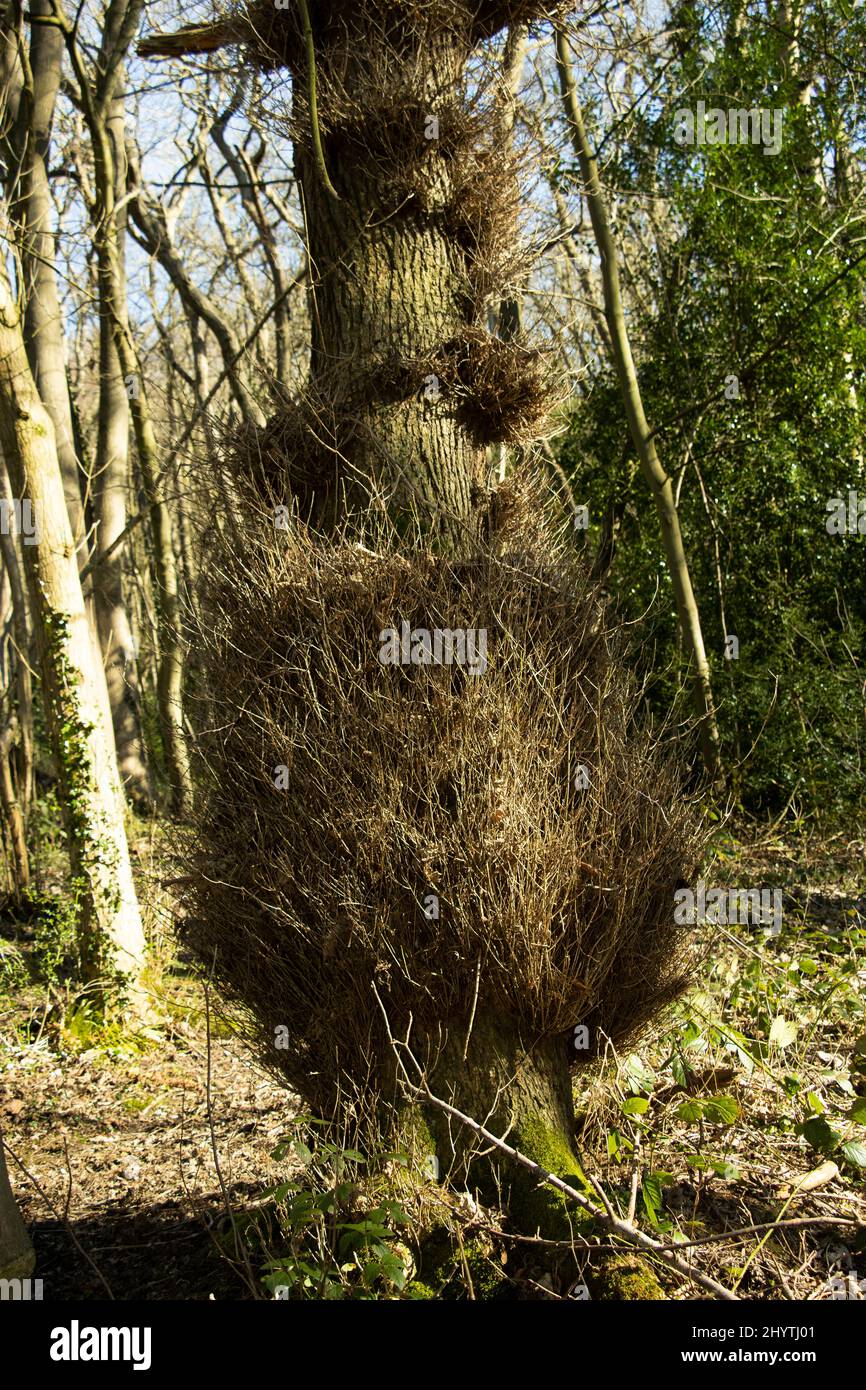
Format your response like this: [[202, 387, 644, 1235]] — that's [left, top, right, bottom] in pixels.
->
[[93, 328, 151, 807], [12, 0, 89, 568], [288, 13, 573, 1224], [141, 2, 580, 1229], [391, 1009, 587, 1237], [138, 8, 664, 1282], [777, 0, 823, 196], [91, 96, 152, 808], [0, 1126, 33, 1281], [0, 722, 29, 895], [491, 25, 527, 486], [0, 252, 149, 1012], [292, 28, 486, 546], [555, 28, 722, 782], [2, 1, 150, 805]]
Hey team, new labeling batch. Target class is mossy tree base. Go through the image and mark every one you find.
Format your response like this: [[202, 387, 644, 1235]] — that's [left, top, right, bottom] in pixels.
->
[[384, 1008, 667, 1299]]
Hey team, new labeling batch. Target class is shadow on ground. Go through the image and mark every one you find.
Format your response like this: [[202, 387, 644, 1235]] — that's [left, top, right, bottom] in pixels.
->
[[26, 1188, 262, 1301]]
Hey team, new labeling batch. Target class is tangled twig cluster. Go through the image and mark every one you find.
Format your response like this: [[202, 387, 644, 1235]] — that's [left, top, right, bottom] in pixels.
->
[[181, 471, 708, 1124]]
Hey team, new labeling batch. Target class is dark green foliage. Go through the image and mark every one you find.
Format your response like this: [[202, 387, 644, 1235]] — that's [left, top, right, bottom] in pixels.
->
[[557, 0, 866, 818]]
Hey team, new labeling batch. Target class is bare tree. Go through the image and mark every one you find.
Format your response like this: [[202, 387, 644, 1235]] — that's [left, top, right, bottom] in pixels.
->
[[126, 137, 266, 428]]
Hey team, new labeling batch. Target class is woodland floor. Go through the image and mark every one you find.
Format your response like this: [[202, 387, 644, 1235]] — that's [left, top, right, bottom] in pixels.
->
[[0, 994, 290, 1299], [0, 828, 864, 1301]]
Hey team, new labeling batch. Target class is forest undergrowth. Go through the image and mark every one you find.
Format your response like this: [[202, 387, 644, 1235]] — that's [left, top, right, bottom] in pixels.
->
[[1, 816, 862, 1301]]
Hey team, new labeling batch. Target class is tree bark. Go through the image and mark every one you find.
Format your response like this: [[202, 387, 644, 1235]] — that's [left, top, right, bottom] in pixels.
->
[[291, 26, 486, 546], [776, 0, 824, 196], [0, 722, 29, 895], [390, 1009, 588, 1238], [0, 560, 29, 893], [0, 456, 34, 823], [491, 25, 527, 485]]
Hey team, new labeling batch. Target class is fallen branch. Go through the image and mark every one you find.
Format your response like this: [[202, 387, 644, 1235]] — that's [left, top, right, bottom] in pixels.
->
[[472, 1212, 862, 1254]]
